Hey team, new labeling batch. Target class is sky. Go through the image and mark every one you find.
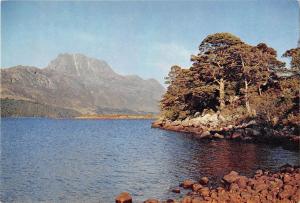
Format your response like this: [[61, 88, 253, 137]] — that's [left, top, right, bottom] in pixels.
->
[[1, 0, 299, 85]]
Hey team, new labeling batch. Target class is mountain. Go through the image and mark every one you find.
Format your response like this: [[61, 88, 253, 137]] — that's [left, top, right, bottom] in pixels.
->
[[1, 53, 165, 117]]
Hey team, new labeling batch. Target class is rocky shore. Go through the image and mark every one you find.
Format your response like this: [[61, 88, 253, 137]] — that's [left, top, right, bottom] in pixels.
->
[[115, 164, 300, 203], [151, 113, 299, 149]]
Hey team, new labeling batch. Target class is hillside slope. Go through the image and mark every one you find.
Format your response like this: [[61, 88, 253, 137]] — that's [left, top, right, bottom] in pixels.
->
[[1, 53, 165, 117]]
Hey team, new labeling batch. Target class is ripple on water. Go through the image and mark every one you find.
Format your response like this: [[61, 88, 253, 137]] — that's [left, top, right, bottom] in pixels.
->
[[1, 118, 299, 203]]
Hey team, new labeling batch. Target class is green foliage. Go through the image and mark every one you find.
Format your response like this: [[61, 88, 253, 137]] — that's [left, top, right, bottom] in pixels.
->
[[160, 33, 299, 127]]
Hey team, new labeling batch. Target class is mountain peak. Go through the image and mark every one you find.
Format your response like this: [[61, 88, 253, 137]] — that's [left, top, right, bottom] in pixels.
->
[[46, 53, 115, 77]]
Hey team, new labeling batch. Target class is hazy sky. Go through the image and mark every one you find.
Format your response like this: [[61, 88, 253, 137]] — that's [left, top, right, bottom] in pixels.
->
[[1, 0, 299, 84]]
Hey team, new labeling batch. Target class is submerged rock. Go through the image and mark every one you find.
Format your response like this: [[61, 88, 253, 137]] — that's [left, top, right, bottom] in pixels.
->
[[171, 188, 180, 193]]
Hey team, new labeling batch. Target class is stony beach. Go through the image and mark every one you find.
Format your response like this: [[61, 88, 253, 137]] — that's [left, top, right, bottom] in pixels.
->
[[151, 115, 299, 150], [116, 164, 300, 203]]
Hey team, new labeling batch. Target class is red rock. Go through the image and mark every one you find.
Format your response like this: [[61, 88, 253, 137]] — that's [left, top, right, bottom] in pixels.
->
[[223, 171, 239, 184], [171, 188, 180, 193], [213, 133, 224, 139], [231, 132, 242, 139], [240, 191, 251, 200], [115, 192, 132, 203], [291, 189, 300, 202], [192, 183, 203, 191], [199, 177, 209, 185], [151, 121, 163, 128], [274, 178, 283, 188], [279, 185, 295, 200], [181, 196, 192, 203], [236, 176, 248, 189], [182, 179, 195, 189], [191, 197, 204, 203], [283, 174, 292, 183], [255, 169, 263, 176], [199, 187, 210, 197], [229, 183, 240, 192], [144, 199, 159, 203], [253, 183, 268, 192]]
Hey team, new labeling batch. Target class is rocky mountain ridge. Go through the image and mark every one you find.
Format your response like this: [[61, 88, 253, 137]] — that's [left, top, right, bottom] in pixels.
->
[[1, 53, 165, 117]]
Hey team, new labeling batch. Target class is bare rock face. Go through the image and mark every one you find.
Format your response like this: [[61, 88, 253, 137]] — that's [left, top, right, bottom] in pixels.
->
[[1, 53, 165, 116]]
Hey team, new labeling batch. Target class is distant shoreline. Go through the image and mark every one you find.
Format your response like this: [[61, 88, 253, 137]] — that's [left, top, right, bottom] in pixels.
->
[[1, 114, 158, 120], [75, 114, 158, 120]]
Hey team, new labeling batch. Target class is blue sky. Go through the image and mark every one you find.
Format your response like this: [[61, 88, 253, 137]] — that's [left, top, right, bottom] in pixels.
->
[[1, 0, 299, 84]]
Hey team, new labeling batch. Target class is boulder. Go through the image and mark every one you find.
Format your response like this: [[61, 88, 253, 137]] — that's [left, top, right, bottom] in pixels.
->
[[236, 176, 248, 189], [245, 120, 257, 127], [231, 132, 242, 139], [181, 118, 191, 127], [199, 177, 209, 185], [229, 183, 239, 192], [199, 187, 210, 197], [246, 128, 260, 136], [192, 183, 203, 191], [223, 171, 239, 184], [144, 199, 159, 203], [213, 133, 224, 139], [115, 192, 132, 203], [152, 121, 162, 128], [191, 197, 204, 203], [171, 188, 180, 193], [255, 169, 263, 176], [199, 131, 211, 139], [181, 196, 192, 203], [253, 183, 268, 192], [278, 185, 295, 199], [219, 114, 226, 122], [172, 120, 182, 126], [194, 112, 201, 117], [283, 174, 292, 183], [280, 164, 294, 173], [182, 179, 195, 189]]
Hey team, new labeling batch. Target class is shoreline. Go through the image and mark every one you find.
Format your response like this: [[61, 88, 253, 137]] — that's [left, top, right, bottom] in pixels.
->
[[116, 164, 300, 203], [75, 114, 158, 120], [151, 118, 300, 150], [1, 114, 158, 120]]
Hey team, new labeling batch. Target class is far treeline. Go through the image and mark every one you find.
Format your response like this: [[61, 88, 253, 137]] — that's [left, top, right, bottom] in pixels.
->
[[161, 33, 299, 127]]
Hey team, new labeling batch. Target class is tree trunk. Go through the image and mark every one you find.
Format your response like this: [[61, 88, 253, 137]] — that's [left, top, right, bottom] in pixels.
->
[[245, 80, 251, 114], [258, 86, 262, 96], [219, 78, 225, 110]]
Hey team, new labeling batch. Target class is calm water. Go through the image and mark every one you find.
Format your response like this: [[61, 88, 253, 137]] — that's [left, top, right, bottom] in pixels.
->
[[1, 118, 299, 203]]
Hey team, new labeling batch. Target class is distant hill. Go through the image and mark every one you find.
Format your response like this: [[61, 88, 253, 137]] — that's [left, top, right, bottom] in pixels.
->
[[1, 53, 165, 117]]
